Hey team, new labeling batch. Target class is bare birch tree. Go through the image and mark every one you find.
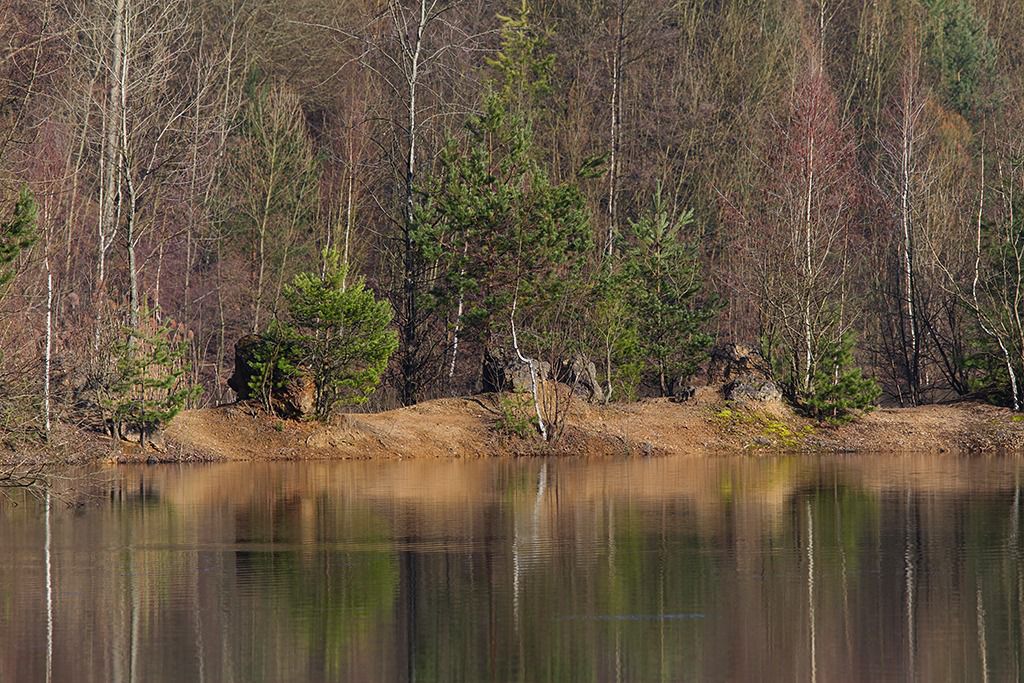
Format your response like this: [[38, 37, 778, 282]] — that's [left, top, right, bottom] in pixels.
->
[[746, 41, 863, 401], [878, 51, 927, 405]]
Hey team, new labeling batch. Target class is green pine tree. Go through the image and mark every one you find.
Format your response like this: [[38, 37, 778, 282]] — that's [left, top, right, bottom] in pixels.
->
[[275, 250, 398, 418], [924, 0, 995, 115], [619, 184, 719, 396], [415, 1, 591, 356], [486, 0, 555, 119], [803, 334, 881, 422], [0, 186, 38, 288], [104, 307, 201, 445]]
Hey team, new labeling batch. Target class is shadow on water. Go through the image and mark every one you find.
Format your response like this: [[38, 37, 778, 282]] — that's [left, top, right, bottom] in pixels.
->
[[1, 453, 1023, 682]]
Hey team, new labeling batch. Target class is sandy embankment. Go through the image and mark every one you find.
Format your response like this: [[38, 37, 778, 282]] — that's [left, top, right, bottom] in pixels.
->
[[158, 387, 1024, 462]]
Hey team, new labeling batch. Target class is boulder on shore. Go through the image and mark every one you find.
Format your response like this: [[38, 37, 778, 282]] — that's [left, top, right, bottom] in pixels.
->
[[557, 353, 605, 403], [703, 342, 782, 403], [482, 348, 551, 394], [227, 334, 316, 419], [723, 377, 782, 402]]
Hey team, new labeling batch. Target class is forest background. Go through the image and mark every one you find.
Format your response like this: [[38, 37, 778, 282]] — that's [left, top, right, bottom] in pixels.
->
[[1, 0, 1022, 446]]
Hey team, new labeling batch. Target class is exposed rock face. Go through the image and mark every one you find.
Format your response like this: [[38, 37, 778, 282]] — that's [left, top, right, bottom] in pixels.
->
[[482, 348, 551, 394], [705, 342, 782, 403], [227, 335, 262, 399], [228, 335, 316, 419], [705, 343, 766, 384], [723, 378, 782, 402], [557, 353, 605, 403], [273, 375, 316, 419]]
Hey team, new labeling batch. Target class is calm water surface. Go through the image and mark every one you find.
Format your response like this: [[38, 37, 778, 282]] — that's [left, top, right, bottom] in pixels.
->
[[2, 454, 1024, 682]]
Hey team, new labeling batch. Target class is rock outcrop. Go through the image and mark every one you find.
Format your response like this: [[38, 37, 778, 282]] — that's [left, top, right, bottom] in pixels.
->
[[669, 380, 696, 403], [482, 348, 551, 394], [704, 342, 782, 403], [723, 377, 782, 402], [557, 353, 605, 403]]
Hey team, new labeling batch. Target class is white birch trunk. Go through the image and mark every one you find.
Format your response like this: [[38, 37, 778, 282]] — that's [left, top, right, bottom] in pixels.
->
[[44, 263, 52, 437], [97, 0, 127, 304], [448, 238, 469, 382], [510, 293, 548, 441], [971, 152, 1021, 410], [803, 130, 816, 393], [898, 75, 920, 404], [606, 0, 625, 257]]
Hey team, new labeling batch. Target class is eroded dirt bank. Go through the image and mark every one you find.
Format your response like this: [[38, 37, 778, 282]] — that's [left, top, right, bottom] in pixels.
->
[[153, 389, 1024, 463]]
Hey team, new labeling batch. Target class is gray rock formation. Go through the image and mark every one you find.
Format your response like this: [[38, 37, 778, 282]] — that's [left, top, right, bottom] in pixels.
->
[[482, 348, 550, 394], [669, 380, 696, 403], [723, 377, 782, 402], [557, 353, 605, 403], [704, 342, 782, 403]]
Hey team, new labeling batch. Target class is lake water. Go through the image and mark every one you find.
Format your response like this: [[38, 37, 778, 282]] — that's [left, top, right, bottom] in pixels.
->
[[1, 454, 1023, 682]]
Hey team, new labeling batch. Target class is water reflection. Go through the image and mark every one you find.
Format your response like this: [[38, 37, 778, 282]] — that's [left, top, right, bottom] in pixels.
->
[[1, 454, 1023, 682]]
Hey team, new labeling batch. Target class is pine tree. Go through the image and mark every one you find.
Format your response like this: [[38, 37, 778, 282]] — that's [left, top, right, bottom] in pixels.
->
[[415, 0, 592, 357], [0, 187, 41, 447], [104, 307, 200, 446], [276, 249, 398, 418], [0, 187, 38, 288], [803, 334, 881, 422], [924, 0, 995, 115], [619, 184, 718, 396]]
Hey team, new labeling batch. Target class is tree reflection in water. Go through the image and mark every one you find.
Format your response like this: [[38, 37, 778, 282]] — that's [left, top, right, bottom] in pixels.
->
[[0, 454, 1023, 682]]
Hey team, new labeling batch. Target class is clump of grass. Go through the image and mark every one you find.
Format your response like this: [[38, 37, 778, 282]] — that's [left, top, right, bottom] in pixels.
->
[[760, 419, 814, 448], [712, 403, 813, 449], [713, 406, 750, 428]]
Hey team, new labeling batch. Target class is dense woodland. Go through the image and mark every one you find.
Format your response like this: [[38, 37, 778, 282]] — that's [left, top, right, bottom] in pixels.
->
[[1, 0, 1023, 445]]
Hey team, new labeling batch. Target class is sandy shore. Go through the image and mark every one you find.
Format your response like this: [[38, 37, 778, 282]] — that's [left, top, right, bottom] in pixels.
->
[[139, 388, 1024, 463]]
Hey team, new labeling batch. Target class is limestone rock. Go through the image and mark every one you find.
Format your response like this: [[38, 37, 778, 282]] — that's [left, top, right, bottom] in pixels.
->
[[705, 343, 769, 385], [670, 382, 696, 403], [704, 342, 782, 403], [557, 353, 605, 403], [227, 335, 262, 400], [482, 348, 550, 394], [723, 378, 782, 402]]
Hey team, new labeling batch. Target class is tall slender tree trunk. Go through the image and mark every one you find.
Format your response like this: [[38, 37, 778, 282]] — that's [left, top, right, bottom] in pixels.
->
[[43, 204, 53, 439], [971, 152, 1021, 410], [396, 0, 427, 406], [606, 0, 625, 257], [125, 173, 140, 329], [97, 0, 127, 304], [343, 133, 356, 278], [803, 129, 816, 394], [252, 162, 278, 332], [511, 290, 548, 441], [897, 71, 920, 405]]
